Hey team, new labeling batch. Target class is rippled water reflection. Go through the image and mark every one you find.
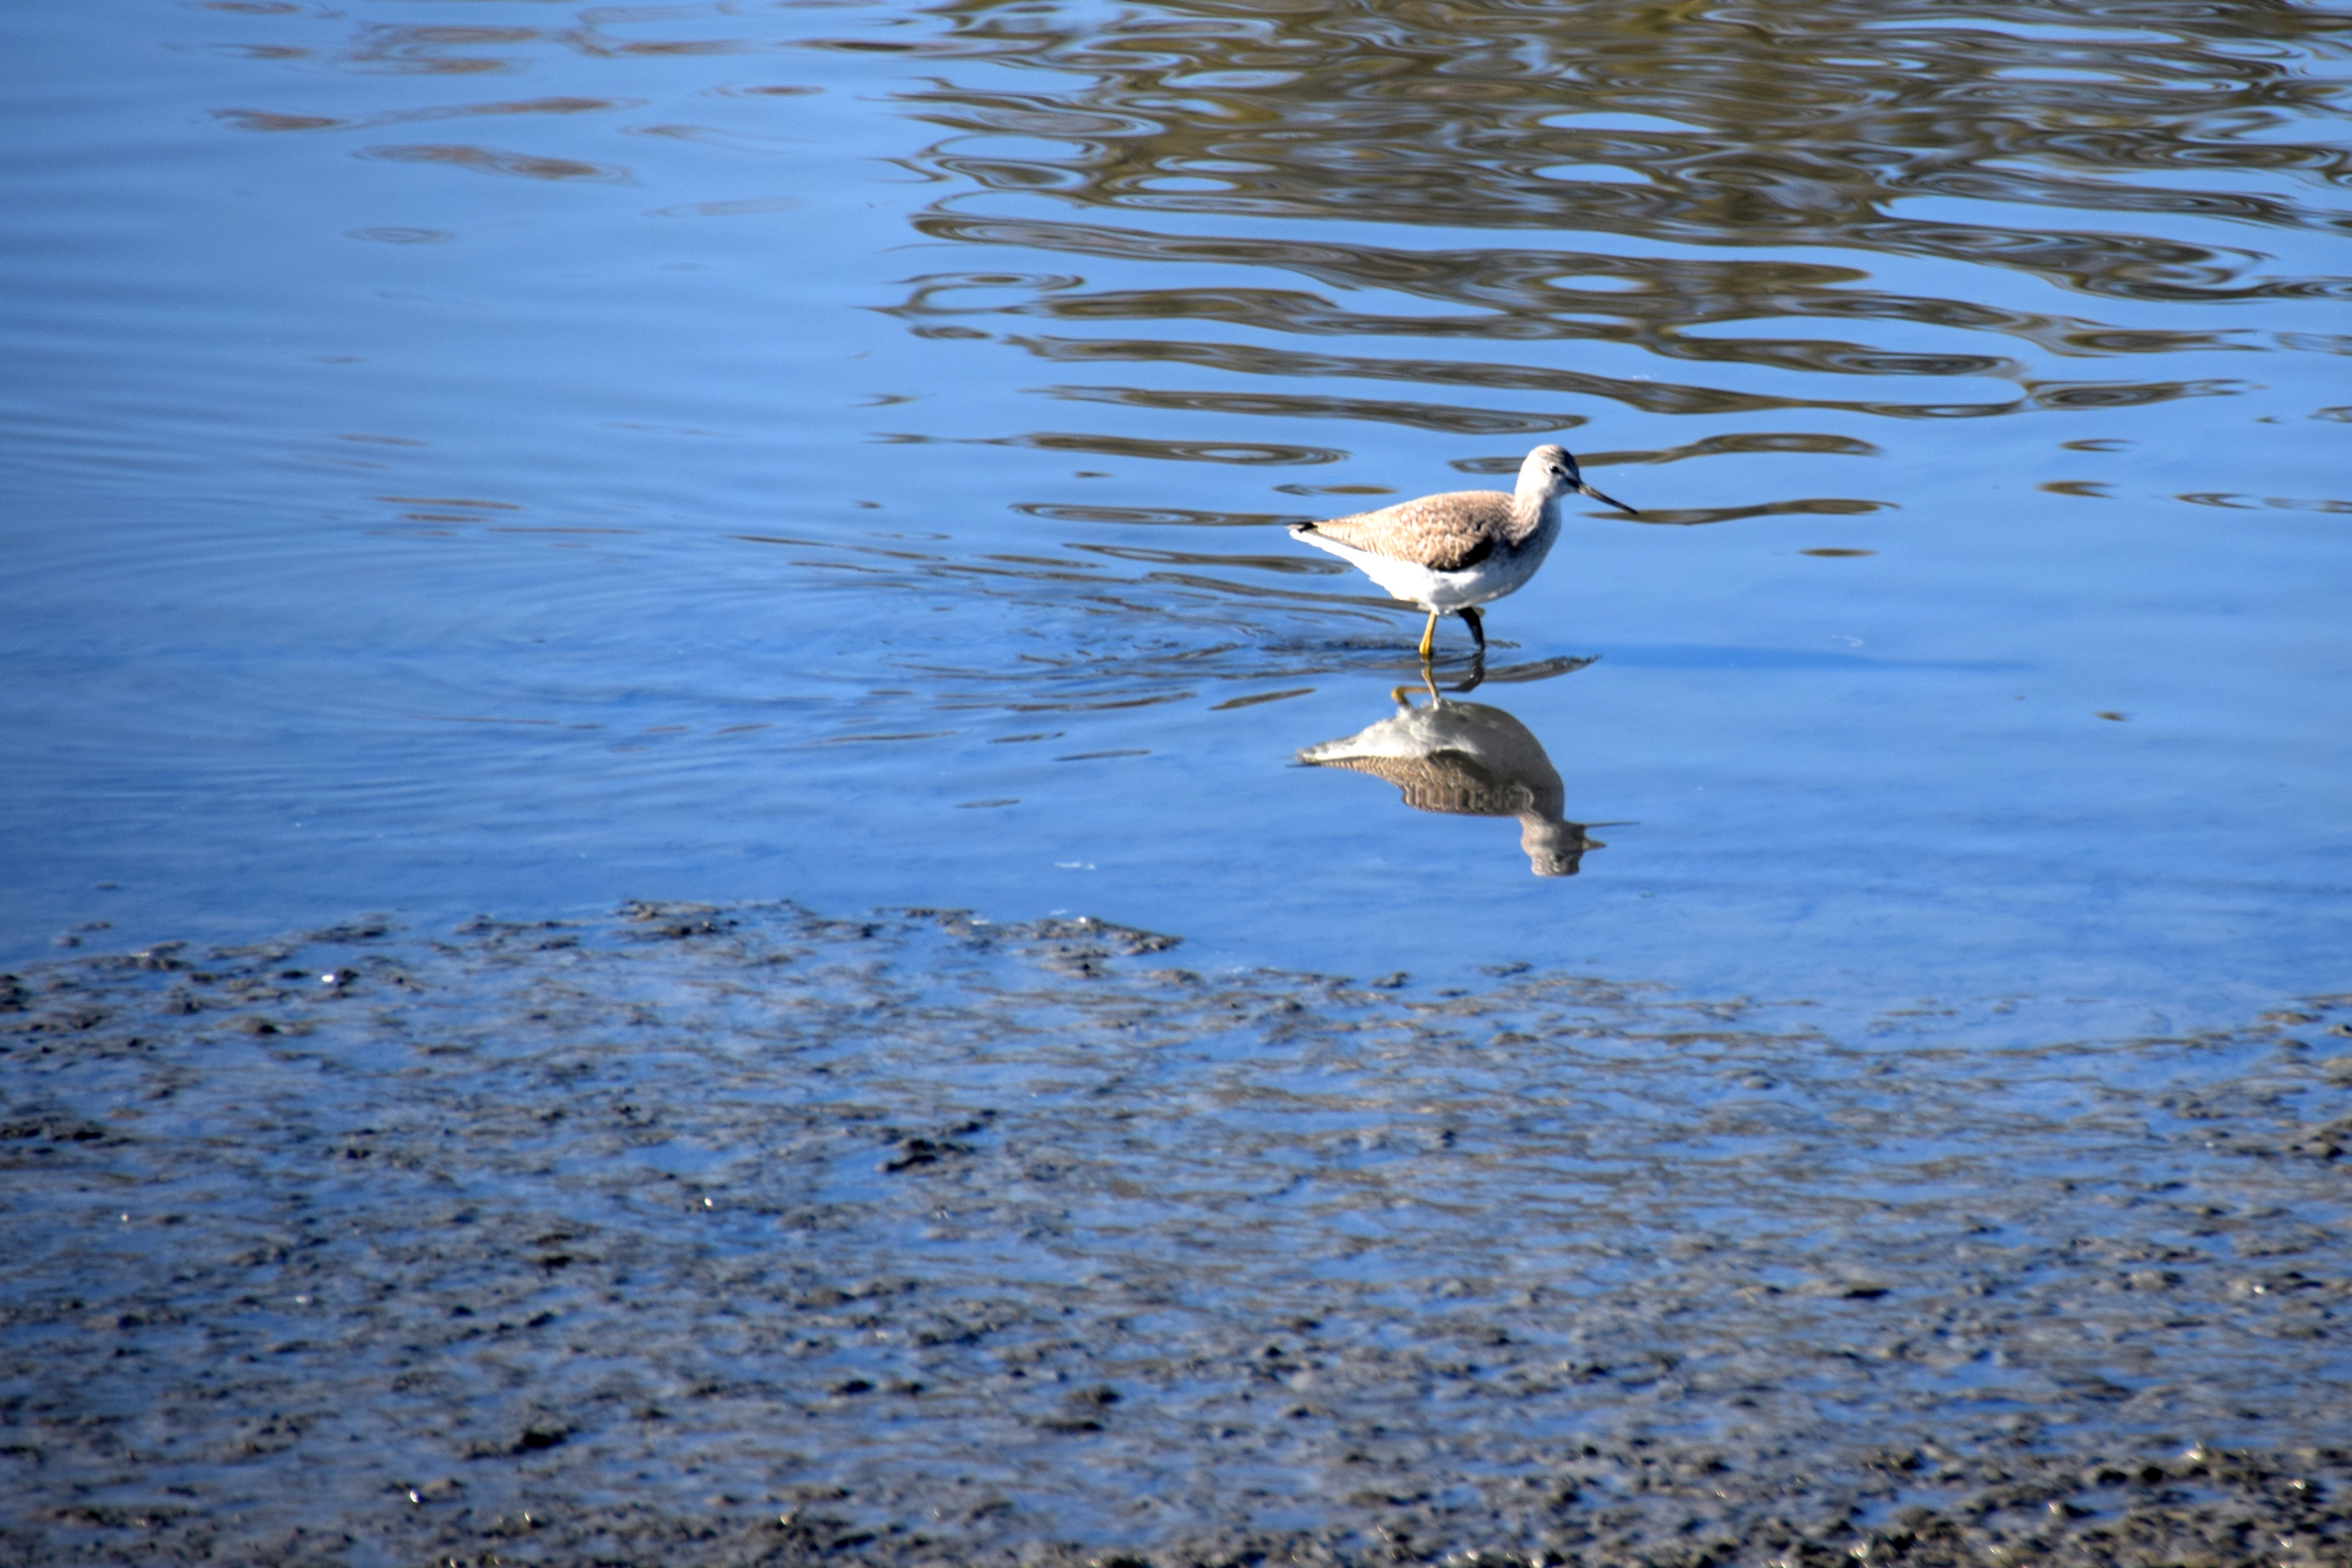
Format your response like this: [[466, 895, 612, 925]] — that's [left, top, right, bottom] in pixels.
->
[[1300, 667, 1606, 879], [0, 0, 2346, 1029]]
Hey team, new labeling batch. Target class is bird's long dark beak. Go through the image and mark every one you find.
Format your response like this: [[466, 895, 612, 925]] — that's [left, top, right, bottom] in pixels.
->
[[1578, 481, 1640, 519]]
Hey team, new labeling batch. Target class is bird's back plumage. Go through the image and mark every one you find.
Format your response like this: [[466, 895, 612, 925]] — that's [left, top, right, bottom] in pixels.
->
[[1290, 491, 1515, 574]]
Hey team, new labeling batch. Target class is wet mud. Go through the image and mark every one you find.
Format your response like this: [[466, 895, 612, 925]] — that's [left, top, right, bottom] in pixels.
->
[[4, 903, 2350, 1567]]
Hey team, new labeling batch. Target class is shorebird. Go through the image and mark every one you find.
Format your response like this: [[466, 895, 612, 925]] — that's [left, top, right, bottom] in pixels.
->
[[1288, 444, 1638, 659], [1298, 684, 1602, 877]]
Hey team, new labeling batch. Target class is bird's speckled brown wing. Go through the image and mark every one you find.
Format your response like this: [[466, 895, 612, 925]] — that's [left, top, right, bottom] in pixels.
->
[[1298, 490, 1512, 572]]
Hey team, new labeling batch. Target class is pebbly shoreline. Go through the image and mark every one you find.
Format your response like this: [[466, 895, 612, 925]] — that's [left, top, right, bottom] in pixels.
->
[[3, 902, 2349, 1566]]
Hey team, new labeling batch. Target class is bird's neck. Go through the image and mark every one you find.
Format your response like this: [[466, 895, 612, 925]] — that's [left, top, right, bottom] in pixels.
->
[[1504, 487, 1558, 549]]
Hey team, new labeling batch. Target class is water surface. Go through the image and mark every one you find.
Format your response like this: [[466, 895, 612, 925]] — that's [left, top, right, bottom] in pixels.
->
[[2, 0, 2349, 1034]]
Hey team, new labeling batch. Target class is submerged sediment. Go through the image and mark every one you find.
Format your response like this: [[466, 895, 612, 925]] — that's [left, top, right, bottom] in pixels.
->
[[2, 901, 2349, 1566]]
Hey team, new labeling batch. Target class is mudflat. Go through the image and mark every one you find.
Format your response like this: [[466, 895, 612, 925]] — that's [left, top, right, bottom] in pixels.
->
[[3, 902, 2348, 1566]]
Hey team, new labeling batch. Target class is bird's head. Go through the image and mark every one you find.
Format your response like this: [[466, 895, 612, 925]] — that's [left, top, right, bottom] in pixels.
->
[[1521, 818, 1599, 877], [1521, 443, 1640, 519]]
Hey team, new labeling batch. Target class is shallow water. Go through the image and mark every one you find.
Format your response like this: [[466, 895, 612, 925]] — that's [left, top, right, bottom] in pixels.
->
[[4, 908, 2350, 1562], [2, 3, 2350, 1025]]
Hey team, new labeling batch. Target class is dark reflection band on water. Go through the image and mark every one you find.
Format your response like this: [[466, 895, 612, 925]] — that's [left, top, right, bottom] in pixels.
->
[[185, 0, 2352, 493], [1299, 659, 1607, 879], [858, 0, 2349, 483], [895, 0, 2352, 283]]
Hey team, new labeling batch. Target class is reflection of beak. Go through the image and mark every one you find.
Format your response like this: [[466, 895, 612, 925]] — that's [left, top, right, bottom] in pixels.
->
[[1578, 481, 1640, 519]]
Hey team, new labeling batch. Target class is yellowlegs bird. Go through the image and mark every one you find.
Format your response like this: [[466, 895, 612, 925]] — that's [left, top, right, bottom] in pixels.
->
[[1288, 443, 1639, 659], [1298, 683, 1602, 877]]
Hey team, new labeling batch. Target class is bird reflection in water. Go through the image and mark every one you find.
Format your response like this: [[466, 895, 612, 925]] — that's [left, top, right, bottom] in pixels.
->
[[1298, 659, 1608, 878]]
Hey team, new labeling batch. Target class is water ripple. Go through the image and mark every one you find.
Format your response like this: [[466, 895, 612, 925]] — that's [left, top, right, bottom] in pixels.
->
[[894, 0, 2352, 308]]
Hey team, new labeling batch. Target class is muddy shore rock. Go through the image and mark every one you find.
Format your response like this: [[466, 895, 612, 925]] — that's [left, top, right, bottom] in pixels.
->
[[1, 902, 2348, 1566]]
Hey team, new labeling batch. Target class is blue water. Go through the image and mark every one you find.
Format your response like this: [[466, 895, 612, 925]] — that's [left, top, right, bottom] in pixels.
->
[[3, 0, 2348, 1039]]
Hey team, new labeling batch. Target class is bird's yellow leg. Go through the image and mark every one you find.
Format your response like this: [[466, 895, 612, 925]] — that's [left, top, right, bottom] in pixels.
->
[[1416, 611, 1438, 661]]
